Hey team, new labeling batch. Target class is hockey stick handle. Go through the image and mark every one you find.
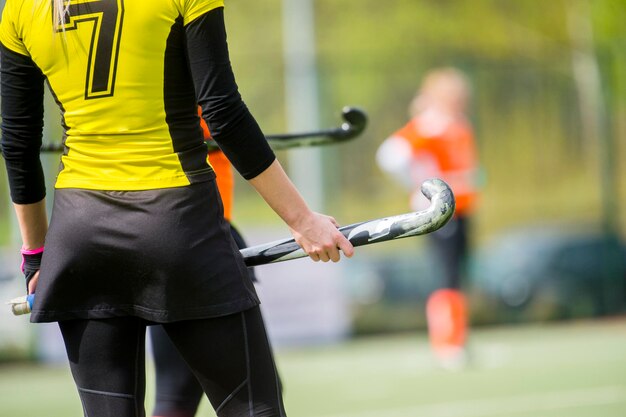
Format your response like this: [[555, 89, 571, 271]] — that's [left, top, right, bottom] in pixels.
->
[[240, 178, 455, 266], [8, 179, 453, 315], [37, 107, 367, 152], [7, 294, 35, 316]]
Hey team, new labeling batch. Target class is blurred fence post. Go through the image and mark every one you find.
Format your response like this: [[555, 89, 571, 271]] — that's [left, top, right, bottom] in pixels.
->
[[281, 0, 324, 211]]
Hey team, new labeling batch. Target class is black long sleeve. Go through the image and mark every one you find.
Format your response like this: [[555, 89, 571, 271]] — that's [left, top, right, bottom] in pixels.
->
[[0, 43, 46, 204], [185, 8, 275, 180]]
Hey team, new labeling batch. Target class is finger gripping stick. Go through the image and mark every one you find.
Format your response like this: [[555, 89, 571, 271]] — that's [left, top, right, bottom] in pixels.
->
[[7, 294, 34, 316]]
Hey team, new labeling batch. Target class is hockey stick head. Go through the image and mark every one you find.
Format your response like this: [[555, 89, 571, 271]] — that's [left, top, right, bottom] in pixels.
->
[[341, 178, 455, 246], [419, 178, 456, 233], [339, 106, 368, 139], [265, 106, 368, 149]]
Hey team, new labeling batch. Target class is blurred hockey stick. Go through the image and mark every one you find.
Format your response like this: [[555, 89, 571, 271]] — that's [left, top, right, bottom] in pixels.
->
[[37, 106, 367, 153]]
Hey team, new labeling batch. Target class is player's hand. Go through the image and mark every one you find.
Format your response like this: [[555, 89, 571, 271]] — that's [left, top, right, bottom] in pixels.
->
[[21, 248, 43, 295], [289, 212, 354, 262], [27, 271, 39, 295]]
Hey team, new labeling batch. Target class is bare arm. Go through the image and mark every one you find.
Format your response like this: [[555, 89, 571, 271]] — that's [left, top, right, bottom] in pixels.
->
[[249, 160, 354, 262], [14, 199, 47, 248], [13, 199, 48, 293]]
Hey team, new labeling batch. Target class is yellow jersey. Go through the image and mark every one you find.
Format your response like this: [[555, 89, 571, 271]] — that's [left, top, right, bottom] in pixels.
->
[[0, 0, 224, 191]]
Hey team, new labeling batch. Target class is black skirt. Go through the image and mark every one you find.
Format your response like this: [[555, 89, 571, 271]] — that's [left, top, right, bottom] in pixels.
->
[[31, 180, 259, 323]]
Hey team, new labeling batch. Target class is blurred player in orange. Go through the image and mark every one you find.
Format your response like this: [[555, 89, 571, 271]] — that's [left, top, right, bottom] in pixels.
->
[[376, 67, 480, 370], [149, 107, 258, 417]]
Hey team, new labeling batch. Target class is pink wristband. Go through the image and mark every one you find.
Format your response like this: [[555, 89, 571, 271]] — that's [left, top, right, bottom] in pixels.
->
[[20, 246, 44, 274], [20, 246, 45, 255]]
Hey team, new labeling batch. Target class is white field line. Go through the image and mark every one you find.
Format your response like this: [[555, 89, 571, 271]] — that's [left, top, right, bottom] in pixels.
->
[[317, 385, 626, 417]]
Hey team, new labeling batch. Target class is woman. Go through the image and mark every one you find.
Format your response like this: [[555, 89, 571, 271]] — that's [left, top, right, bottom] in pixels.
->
[[376, 67, 479, 370], [0, 1, 353, 416]]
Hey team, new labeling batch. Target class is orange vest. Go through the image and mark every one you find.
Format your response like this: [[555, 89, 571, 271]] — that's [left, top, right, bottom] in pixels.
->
[[198, 108, 234, 221], [394, 114, 479, 216]]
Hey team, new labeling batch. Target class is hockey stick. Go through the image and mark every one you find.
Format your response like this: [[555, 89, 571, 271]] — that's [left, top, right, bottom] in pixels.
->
[[261, 106, 367, 150], [37, 106, 367, 153], [7, 179, 454, 315], [239, 178, 454, 266]]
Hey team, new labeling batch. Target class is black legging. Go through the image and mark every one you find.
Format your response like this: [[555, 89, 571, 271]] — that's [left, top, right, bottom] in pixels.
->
[[59, 306, 286, 417], [151, 324, 204, 416], [151, 223, 266, 417], [428, 216, 469, 290]]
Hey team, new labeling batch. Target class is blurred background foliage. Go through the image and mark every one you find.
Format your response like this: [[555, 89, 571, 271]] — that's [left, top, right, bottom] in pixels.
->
[[225, 0, 625, 243], [227, 0, 626, 330], [0, 0, 623, 239], [0, 0, 625, 335]]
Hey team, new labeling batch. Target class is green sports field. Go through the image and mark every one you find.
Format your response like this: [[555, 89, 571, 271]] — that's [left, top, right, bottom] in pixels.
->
[[1, 318, 625, 417]]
